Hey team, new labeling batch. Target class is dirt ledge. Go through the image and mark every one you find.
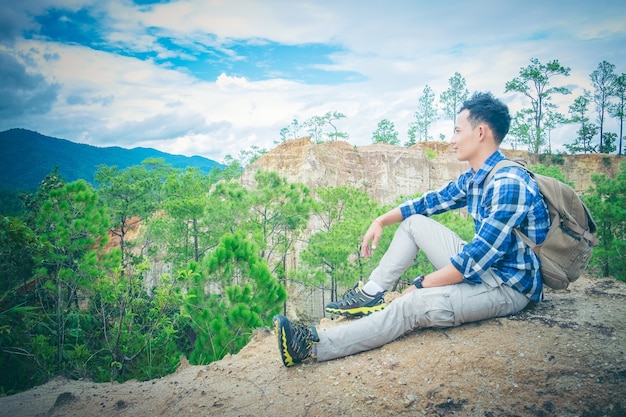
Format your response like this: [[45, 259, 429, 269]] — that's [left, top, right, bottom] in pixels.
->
[[1, 274, 624, 417]]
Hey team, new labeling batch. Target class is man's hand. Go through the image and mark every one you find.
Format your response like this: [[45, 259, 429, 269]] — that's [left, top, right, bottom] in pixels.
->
[[360, 208, 403, 258], [402, 285, 417, 295], [361, 220, 383, 258]]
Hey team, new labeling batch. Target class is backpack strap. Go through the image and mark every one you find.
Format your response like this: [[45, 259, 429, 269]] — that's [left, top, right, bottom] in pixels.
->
[[484, 159, 527, 184], [561, 216, 599, 245], [513, 229, 540, 252]]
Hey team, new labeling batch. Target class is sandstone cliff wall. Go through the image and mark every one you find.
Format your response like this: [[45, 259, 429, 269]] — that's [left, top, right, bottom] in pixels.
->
[[241, 137, 622, 205]]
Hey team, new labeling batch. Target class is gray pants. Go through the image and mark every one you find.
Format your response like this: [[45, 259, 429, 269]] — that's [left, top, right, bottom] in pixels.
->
[[315, 214, 530, 362]]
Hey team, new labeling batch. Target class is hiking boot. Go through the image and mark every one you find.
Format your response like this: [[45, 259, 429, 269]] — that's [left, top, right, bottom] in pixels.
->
[[273, 315, 319, 367], [325, 281, 386, 317]]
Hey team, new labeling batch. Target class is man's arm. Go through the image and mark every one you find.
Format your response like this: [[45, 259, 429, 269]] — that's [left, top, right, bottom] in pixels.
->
[[403, 264, 463, 294], [360, 207, 403, 258]]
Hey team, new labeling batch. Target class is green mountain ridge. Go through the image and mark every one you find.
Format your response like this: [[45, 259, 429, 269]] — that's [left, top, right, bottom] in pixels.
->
[[0, 128, 224, 190]]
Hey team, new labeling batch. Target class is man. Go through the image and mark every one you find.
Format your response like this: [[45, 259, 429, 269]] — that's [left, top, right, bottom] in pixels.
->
[[273, 92, 550, 367]]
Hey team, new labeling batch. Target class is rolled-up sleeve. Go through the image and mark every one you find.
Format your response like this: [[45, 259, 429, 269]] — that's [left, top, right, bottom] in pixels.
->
[[399, 173, 470, 219]]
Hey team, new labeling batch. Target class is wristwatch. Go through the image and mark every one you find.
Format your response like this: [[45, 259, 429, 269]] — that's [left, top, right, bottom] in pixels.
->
[[412, 275, 425, 289]]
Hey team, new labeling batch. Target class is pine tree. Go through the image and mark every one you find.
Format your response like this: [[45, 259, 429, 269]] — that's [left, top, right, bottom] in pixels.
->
[[590, 61, 617, 152], [301, 186, 388, 302], [156, 167, 212, 265], [440, 72, 469, 124], [187, 233, 286, 364], [586, 162, 626, 280], [95, 159, 174, 272], [34, 180, 109, 374], [565, 92, 597, 154], [505, 58, 571, 154], [372, 119, 400, 145], [408, 85, 438, 142]]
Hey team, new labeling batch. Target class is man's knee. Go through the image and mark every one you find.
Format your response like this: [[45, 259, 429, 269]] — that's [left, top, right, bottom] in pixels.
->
[[402, 214, 430, 231], [401, 215, 463, 268]]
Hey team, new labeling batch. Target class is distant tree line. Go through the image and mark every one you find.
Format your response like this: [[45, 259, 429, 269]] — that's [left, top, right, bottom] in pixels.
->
[[279, 58, 626, 156]]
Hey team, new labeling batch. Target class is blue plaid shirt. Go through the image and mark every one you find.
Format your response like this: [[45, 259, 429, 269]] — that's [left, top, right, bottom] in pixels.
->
[[399, 150, 549, 302]]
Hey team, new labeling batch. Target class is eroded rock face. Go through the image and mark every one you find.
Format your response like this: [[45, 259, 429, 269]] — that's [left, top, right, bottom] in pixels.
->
[[241, 138, 621, 204], [241, 138, 463, 205]]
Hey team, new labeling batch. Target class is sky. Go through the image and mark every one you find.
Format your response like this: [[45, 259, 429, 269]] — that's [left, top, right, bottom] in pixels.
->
[[1, 0, 626, 163]]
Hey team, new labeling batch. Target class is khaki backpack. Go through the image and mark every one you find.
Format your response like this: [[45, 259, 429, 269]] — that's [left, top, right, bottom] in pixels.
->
[[486, 159, 599, 290]]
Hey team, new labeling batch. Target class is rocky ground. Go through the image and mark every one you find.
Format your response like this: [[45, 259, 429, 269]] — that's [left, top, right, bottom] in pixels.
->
[[1, 274, 625, 417]]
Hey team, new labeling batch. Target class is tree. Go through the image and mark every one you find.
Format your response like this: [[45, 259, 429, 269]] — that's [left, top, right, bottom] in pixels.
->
[[188, 233, 286, 363], [208, 180, 252, 236], [543, 103, 566, 154], [91, 259, 184, 381], [567, 122, 599, 155], [440, 72, 469, 124], [34, 180, 109, 374], [609, 73, 626, 156], [372, 119, 399, 145], [590, 61, 617, 152], [0, 216, 37, 293], [20, 167, 66, 228], [0, 303, 41, 393], [505, 58, 571, 154], [586, 162, 626, 280], [408, 85, 438, 143], [95, 159, 174, 272], [279, 119, 302, 142], [507, 109, 534, 151], [303, 111, 349, 143], [323, 111, 349, 142], [219, 156, 244, 180], [565, 92, 597, 154], [301, 186, 389, 303], [154, 168, 212, 265], [246, 171, 313, 288], [312, 186, 360, 233], [225, 146, 267, 168], [305, 115, 325, 143], [601, 132, 617, 154]]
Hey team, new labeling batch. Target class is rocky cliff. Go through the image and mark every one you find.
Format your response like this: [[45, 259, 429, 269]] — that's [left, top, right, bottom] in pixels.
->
[[241, 138, 622, 204]]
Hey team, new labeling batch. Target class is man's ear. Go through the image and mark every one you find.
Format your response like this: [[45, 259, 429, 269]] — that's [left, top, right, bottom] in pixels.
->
[[477, 124, 492, 143], [477, 124, 486, 141]]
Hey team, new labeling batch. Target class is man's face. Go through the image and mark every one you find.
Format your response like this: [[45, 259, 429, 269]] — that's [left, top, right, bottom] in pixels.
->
[[451, 109, 480, 162]]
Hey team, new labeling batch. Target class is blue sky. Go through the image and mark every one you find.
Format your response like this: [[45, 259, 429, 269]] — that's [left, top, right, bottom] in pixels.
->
[[1, 0, 625, 162]]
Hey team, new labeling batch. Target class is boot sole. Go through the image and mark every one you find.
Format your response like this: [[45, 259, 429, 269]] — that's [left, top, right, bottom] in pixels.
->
[[325, 303, 386, 317], [273, 316, 296, 367]]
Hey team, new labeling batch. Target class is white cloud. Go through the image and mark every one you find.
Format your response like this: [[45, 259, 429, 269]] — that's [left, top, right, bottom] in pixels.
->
[[1, 0, 625, 162], [136, 0, 338, 44]]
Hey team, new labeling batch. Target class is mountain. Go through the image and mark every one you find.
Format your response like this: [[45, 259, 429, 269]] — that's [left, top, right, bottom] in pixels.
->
[[0, 128, 224, 190]]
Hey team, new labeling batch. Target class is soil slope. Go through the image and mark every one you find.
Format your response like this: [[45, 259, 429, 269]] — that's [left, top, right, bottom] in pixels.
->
[[1, 275, 625, 417]]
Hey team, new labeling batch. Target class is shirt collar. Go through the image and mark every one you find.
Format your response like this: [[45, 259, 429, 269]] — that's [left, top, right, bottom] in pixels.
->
[[472, 150, 506, 184]]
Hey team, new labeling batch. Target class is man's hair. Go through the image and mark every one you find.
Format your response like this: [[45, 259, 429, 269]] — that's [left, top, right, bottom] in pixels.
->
[[459, 92, 511, 144]]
